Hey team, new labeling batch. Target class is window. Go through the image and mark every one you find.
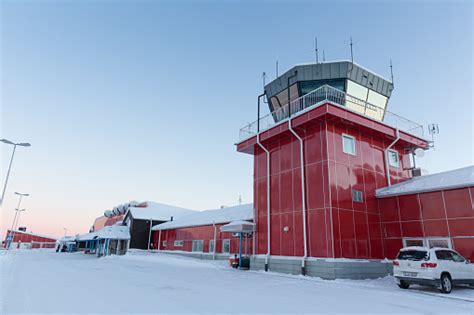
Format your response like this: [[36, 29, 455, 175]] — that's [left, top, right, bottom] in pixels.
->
[[192, 240, 203, 252], [397, 250, 429, 261], [209, 240, 215, 253], [387, 150, 399, 168], [342, 134, 356, 155], [174, 240, 183, 247], [162, 240, 167, 247], [352, 190, 363, 203], [450, 251, 466, 263], [428, 238, 450, 249], [436, 250, 453, 261], [403, 239, 424, 247], [222, 239, 230, 254]]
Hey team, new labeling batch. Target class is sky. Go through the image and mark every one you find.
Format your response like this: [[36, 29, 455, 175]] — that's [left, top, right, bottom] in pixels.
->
[[1, 0, 472, 238]]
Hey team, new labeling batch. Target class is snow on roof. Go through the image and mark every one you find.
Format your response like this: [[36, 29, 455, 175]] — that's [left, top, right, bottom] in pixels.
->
[[126, 201, 196, 221], [8, 230, 57, 241], [77, 225, 130, 241], [58, 236, 76, 242], [152, 204, 254, 231], [376, 166, 474, 198]]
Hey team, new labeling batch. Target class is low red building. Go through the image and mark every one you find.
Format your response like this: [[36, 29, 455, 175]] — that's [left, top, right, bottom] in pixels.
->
[[152, 204, 253, 257], [3, 229, 57, 249], [376, 166, 474, 261]]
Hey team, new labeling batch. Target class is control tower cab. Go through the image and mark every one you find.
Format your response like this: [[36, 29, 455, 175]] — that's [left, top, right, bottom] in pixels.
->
[[264, 61, 393, 122]]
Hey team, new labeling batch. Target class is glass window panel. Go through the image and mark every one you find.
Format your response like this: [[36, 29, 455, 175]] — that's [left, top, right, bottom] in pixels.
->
[[342, 135, 356, 155], [365, 90, 387, 121], [428, 239, 450, 249], [222, 239, 230, 254], [405, 239, 424, 247], [209, 240, 214, 253], [388, 150, 399, 168], [345, 80, 368, 115]]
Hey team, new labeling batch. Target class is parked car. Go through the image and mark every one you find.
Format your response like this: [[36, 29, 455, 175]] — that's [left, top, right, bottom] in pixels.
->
[[393, 246, 474, 294]]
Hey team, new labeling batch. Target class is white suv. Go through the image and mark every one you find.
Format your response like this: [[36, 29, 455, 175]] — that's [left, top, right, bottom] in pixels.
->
[[393, 246, 474, 294]]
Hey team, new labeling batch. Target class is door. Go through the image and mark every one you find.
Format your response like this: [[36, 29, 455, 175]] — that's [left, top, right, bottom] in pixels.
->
[[450, 250, 474, 281]]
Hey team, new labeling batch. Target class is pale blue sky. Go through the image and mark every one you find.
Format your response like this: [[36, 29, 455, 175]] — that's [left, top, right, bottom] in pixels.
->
[[1, 1, 472, 237]]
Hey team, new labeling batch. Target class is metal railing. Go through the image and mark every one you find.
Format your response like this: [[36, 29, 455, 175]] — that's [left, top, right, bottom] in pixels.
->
[[239, 85, 424, 141]]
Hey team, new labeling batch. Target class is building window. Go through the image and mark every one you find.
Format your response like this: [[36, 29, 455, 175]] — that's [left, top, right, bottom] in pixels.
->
[[192, 240, 203, 252], [387, 150, 399, 168], [428, 238, 451, 249], [222, 239, 230, 254], [352, 189, 363, 203], [174, 240, 183, 247], [402, 238, 452, 249], [403, 238, 424, 247], [342, 134, 356, 155], [209, 240, 214, 253], [162, 240, 167, 247]]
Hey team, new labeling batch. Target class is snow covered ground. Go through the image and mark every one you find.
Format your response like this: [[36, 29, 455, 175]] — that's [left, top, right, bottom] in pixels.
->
[[1, 250, 473, 314]]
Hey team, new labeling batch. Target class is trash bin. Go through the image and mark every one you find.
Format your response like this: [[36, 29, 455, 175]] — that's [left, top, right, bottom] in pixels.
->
[[239, 257, 250, 270], [229, 255, 239, 268]]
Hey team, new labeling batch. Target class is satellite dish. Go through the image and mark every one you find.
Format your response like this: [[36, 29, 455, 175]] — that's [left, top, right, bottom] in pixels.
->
[[414, 148, 425, 158]]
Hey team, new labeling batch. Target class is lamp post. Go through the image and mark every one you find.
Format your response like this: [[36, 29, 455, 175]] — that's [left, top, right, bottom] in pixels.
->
[[63, 227, 67, 237], [0, 139, 31, 206], [8, 208, 26, 249], [6, 192, 29, 249]]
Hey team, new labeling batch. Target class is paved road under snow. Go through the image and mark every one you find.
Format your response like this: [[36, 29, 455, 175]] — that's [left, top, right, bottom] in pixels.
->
[[1, 250, 473, 314]]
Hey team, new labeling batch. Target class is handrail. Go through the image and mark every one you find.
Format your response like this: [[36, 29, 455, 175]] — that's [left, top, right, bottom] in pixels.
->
[[239, 85, 424, 141]]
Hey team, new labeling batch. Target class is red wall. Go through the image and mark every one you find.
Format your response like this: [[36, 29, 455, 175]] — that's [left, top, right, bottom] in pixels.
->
[[253, 118, 413, 259], [4, 230, 56, 244], [152, 223, 253, 256], [379, 187, 474, 261]]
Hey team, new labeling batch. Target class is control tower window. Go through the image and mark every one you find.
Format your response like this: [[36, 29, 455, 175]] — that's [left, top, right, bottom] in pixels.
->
[[346, 80, 387, 121], [299, 79, 346, 96]]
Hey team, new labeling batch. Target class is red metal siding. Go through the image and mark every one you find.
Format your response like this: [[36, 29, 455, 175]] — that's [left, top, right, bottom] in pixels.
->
[[379, 187, 474, 261], [152, 223, 253, 256]]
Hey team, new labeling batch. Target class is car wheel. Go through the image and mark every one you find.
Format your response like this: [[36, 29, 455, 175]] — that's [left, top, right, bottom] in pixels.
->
[[439, 274, 452, 294], [398, 281, 409, 289]]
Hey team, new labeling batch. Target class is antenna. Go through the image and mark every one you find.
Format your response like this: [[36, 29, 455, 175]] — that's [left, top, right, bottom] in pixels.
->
[[239, 195, 242, 206], [390, 59, 394, 84], [276, 60, 279, 77], [428, 123, 440, 148], [315, 36, 319, 63], [322, 50, 326, 62], [350, 37, 354, 63], [262, 72, 266, 88]]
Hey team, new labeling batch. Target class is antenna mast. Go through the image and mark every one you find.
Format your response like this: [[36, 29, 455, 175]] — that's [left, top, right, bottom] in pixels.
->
[[315, 37, 319, 63], [322, 50, 326, 62], [390, 59, 394, 84], [276, 60, 279, 77], [350, 37, 354, 63]]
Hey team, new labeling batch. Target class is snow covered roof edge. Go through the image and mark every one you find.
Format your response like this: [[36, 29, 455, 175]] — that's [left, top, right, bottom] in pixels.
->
[[152, 203, 253, 231], [376, 166, 474, 198]]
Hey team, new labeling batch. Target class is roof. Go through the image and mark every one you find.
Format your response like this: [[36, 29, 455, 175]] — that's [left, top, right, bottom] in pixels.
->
[[126, 201, 196, 221], [220, 220, 255, 233], [376, 166, 474, 198], [152, 204, 254, 231], [77, 225, 130, 241]]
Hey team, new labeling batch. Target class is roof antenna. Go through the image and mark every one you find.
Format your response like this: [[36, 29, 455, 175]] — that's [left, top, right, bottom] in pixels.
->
[[322, 50, 326, 62], [350, 37, 354, 63], [428, 123, 439, 149], [262, 72, 268, 103], [390, 59, 394, 84], [315, 36, 319, 64], [276, 60, 279, 78]]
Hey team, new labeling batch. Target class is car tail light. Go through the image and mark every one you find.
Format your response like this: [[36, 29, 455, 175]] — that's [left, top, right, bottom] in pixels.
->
[[421, 262, 437, 268], [392, 261, 400, 266]]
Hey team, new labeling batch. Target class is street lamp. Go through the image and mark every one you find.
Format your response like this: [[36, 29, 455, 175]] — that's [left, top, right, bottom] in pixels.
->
[[63, 227, 67, 237], [7, 208, 26, 250], [0, 139, 31, 206], [6, 192, 29, 249]]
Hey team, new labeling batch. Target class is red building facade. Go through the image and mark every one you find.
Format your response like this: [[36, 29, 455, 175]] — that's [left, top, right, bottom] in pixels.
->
[[237, 103, 428, 261], [3, 230, 57, 249], [378, 183, 474, 261]]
